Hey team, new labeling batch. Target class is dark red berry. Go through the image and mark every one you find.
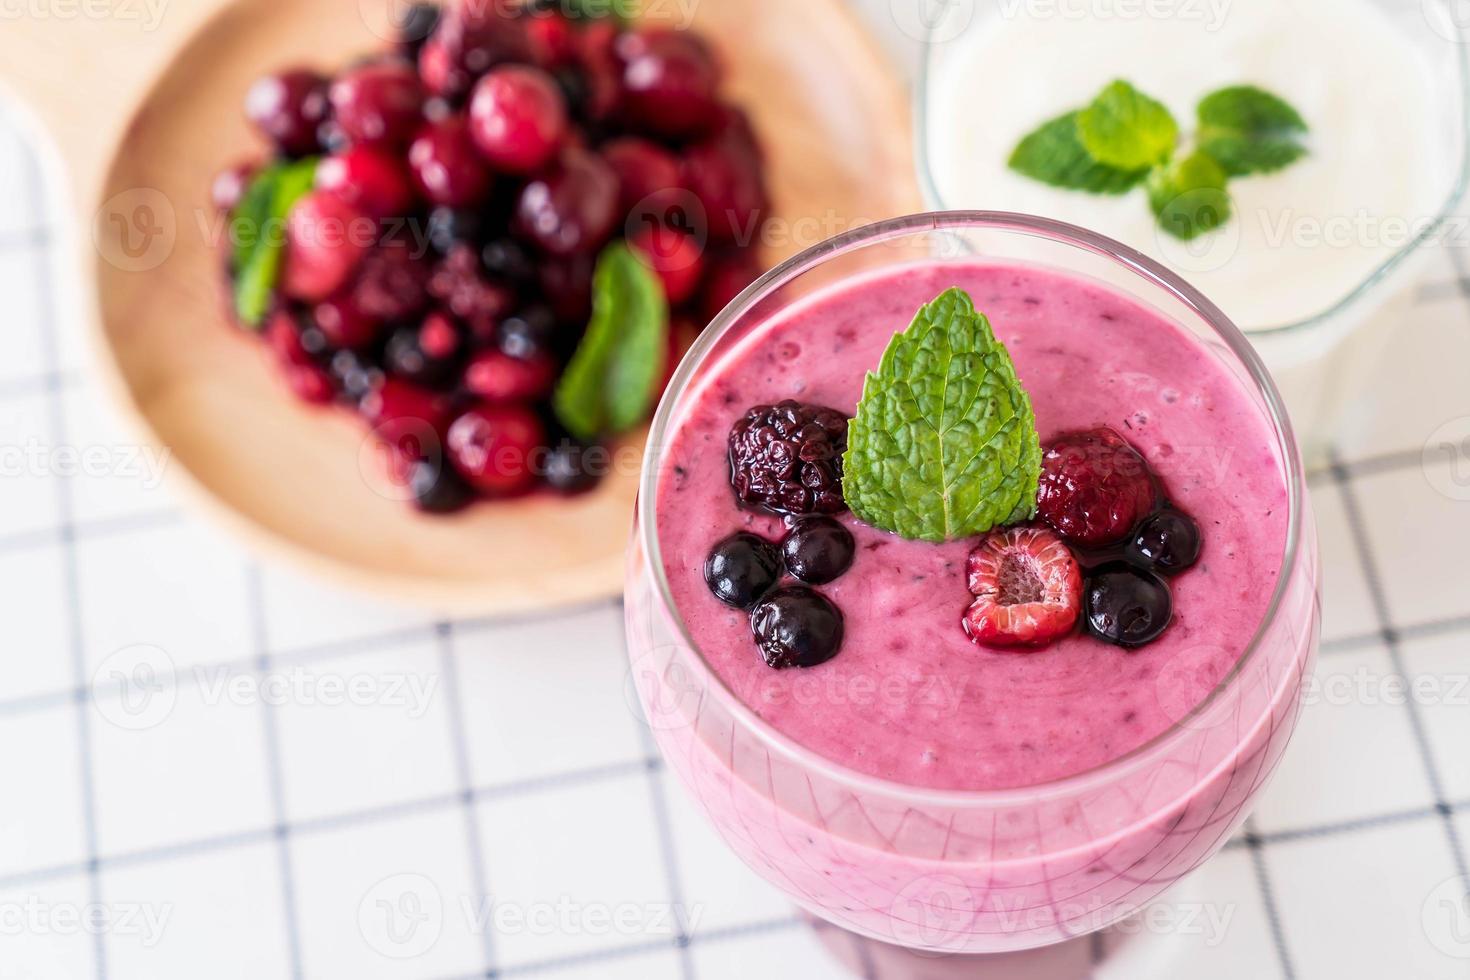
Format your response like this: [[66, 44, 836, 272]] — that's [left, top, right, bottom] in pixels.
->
[[525, 10, 578, 68], [701, 249, 762, 321], [602, 137, 682, 214], [629, 225, 704, 305], [682, 136, 767, 243], [464, 348, 556, 402], [245, 69, 328, 157], [447, 404, 545, 496], [212, 162, 256, 213], [264, 310, 313, 367], [574, 18, 623, 122], [350, 242, 432, 322], [409, 117, 493, 208], [313, 292, 382, 350], [409, 457, 476, 514], [468, 65, 568, 173], [618, 29, 720, 139], [536, 254, 594, 324], [728, 401, 848, 516], [1129, 508, 1202, 575], [1084, 564, 1173, 648], [964, 527, 1082, 649], [429, 244, 516, 335], [282, 191, 373, 302], [330, 61, 425, 147], [781, 517, 855, 586], [316, 145, 417, 220], [705, 532, 782, 609], [361, 378, 453, 463], [749, 587, 844, 670], [514, 148, 619, 256], [1037, 427, 1158, 548], [418, 3, 532, 100], [284, 362, 336, 404]]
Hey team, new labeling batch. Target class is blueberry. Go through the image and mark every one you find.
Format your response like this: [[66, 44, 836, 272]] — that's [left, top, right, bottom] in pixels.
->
[[749, 587, 844, 670], [704, 532, 782, 610], [1084, 564, 1173, 649], [396, 3, 441, 55], [329, 349, 383, 405], [780, 516, 855, 585], [497, 306, 558, 360], [427, 207, 486, 255], [1129, 509, 1201, 575], [481, 238, 536, 284], [385, 326, 457, 387], [543, 440, 605, 496], [409, 459, 475, 514]]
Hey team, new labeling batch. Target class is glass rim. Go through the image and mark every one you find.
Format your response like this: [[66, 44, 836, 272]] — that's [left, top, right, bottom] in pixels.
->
[[913, 2, 1470, 338], [637, 210, 1308, 808]]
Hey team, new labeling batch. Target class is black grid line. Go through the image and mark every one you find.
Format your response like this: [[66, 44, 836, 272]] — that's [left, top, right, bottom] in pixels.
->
[[438, 621, 501, 976], [246, 563, 306, 980], [1243, 820, 1296, 980], [22, 136, 107, 980], [1331, 454, 1470, 884]]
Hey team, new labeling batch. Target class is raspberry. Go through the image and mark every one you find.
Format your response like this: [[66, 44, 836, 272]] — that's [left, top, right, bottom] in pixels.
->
[[728, 401, 848, 516], [1036, 427, 1158, 548], [964, 527, 1082, 649]]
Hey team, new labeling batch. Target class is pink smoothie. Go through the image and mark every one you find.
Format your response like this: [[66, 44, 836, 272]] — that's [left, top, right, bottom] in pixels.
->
[[654, 260, 1289, 792]]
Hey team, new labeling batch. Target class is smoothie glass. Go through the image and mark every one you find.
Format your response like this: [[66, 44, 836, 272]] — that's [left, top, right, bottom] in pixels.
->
[[625, 213, 1320, 957], [915, 0, 1470, 460]]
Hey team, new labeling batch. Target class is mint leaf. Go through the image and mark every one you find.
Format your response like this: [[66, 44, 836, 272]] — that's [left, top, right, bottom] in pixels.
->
[[231, 158, 318, 329], [553, 242, 670, 440], [843, 288, 1041, 543], [1197, 85, 1308, 176], [1009, 112, 1151, 195], [1149, 150, 1232, 241], [1076, 80, 1179, 171]]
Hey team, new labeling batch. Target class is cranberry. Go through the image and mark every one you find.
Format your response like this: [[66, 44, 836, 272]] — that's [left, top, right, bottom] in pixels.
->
[[468, 66, 569, 174], [316, 145, 417, 220], [244, 69, 328, 156], [409, 117, 493, 207], [964, 527, 1084, 649], [619, 30, 720, 139], [281, 191, 373, 303], [330, 61, 425, 147], [361, 377, 453, 462], [313, 292, 382, 349], [212, 162, 256, 213], [464, 348, 557, 402], [575, 19, 623, 122], [629, 225, 705, 305], [1037, 427, 1158, 548], [515, 149, 619, 256], [447, 404, 546, 496], [525, 10, 578, 69], [350, 241, 432, 321], [430, 245, 516, 334], [601, 137, 682, 215], [683, 136, 767, 243], [701, 249, 762, 321], [419, 3, 531, 100]]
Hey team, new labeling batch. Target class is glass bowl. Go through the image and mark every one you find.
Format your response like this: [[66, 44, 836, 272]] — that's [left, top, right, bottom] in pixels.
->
[[916, 0, 1470, 459], [625, 212, 1321, 956]]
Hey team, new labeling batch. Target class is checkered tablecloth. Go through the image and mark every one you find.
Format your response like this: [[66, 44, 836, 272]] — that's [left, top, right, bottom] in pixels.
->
[[1, 11, 1468, 978]]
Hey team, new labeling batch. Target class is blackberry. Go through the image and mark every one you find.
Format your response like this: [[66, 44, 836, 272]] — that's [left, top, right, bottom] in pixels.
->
[[728, 401, 848, 517]]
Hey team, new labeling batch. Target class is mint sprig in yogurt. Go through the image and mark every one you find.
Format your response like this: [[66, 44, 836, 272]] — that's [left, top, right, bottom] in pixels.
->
[[1009, 80, 1309, 240]]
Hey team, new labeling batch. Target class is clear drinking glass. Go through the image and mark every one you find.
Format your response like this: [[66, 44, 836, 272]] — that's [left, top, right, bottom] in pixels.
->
[[916, 0, 1470, 459], [624, 212, 1320, 957]]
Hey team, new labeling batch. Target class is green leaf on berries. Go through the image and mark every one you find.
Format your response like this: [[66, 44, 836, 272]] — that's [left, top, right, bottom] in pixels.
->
[[1149, 150, 1232, 241], [1076, 80, 1179, 171], [231, 158, 318, 329], [1008, 112, 1151, 195], [1197, 85, 1309, 177], [553, 242, 670, 441], [843, 288, 1041, 543]]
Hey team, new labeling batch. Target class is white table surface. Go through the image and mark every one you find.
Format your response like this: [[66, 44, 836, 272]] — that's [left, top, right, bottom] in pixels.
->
[[0, 4, 1468, 978]]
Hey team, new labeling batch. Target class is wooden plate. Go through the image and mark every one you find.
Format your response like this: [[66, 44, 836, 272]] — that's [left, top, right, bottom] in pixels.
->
[[0, 0, 919, 614]]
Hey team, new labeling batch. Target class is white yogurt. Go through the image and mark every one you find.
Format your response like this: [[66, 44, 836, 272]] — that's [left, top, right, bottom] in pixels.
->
[[924, 0, 1450, 331]]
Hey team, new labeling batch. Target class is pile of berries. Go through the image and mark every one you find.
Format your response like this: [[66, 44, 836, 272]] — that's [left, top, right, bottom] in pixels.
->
[[704, 516, 856, 670], [217, 1, 769, 513], [964, 426, 1202, 650]]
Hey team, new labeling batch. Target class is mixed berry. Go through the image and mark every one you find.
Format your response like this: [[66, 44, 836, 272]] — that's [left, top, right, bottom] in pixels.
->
[[218, 1, 769, 513], [706, 413, 1203, 670]]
